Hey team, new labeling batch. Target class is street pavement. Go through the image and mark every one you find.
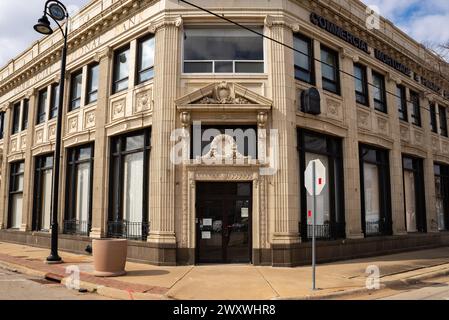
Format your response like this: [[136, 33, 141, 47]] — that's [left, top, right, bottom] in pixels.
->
[[0, 268, 110, 300], [380, 277, 449, 300]]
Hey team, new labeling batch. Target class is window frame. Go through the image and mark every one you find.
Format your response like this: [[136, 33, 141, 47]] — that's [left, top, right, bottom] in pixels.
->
[[372, 71, 387, 113], [410, 90, 422, 127], [108, 128, 151, 240], [136, 35, 155, 85], [293, 33, 315, 85], [402, 155, 427, 233], [320, 45, 340, 95], [0, 111, 5, 140], [8, 161, 25, 229], [49, 83, 59, 119], [112, 45, 131, 94], [21, 99, 29, 131], [69, 70, 83, 111], [64, 143, 95, 236], [32, 154, 54, 232], [11, 102, 21, 135], [439, 105, 448, 137], [182, 26, 265, 75], [359, 144, 393, 237], [396, 85, 408, 121], [36, 88, 48, 125], [430, 103, 438, 133], [86, 63, 99, 105], [434, 163, 449, 231], [354, 63, 369, 106], [298, 129, 346, 241]]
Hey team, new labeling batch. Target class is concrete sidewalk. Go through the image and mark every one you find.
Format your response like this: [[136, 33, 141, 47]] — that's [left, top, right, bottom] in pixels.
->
[[0, 241, 449, 300]]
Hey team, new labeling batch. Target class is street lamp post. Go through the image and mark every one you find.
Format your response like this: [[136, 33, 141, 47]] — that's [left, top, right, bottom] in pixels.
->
[[33, 0, 69, 264]]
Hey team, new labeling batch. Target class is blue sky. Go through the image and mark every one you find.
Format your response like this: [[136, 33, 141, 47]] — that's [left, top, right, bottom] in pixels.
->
[[361, 0, 449, 44], [0, 0, 449, 68]]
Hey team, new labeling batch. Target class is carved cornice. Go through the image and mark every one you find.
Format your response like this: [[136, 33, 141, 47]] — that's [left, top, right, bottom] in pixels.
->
[[148, 16, 183, 33], [264, 15, 299, 32]]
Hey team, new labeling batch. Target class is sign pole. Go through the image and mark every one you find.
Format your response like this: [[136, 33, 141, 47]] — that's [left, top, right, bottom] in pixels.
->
[[312, 160, 316, 291]]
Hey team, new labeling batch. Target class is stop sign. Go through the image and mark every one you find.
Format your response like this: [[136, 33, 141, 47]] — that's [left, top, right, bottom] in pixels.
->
[[305, 159, 326, 196]]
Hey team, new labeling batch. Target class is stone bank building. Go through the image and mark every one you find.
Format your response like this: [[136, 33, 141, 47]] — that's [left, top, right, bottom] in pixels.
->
[[0, 0, 449, 267]]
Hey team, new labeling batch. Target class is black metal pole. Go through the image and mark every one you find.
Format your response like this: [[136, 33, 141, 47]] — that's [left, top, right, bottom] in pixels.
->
[[46, 20, 68, 264]]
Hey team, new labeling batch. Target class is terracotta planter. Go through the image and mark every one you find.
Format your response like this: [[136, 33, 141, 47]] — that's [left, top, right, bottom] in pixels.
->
[[92, 239, 127, 277]]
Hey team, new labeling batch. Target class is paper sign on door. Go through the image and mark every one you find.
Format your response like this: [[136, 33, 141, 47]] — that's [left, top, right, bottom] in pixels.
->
[[203, 218, 212, 226], [241, 208, 249, 218], [201, 231, 211, 239]]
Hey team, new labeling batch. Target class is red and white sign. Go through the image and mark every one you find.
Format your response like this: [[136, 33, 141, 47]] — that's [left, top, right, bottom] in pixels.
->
[[304, 159, 326, 196]]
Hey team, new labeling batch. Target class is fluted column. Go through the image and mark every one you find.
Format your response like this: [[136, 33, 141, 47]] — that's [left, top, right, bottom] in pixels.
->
[[265, 17, 300, 247], [147, 17, 182, 245], [0, 103, 12, 229], [385, 74, 407, 235], [90, 47, 112, 239], [422, 95, 438, 232], [340, 50, 364, 239], [20, 90, 37, 231]]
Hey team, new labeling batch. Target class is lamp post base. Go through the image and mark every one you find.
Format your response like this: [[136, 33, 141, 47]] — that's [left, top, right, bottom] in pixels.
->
[[45, 255, 63, 264]]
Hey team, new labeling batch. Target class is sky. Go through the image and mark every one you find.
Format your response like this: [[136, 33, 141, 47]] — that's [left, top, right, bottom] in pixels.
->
[[1, 0, 449, 68]]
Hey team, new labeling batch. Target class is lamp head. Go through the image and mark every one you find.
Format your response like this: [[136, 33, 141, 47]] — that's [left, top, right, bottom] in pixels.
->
[[33, 15, 53, 35]]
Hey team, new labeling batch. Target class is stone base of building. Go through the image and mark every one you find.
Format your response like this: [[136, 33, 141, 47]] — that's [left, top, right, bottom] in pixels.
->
[[1, 230, 448, 267]]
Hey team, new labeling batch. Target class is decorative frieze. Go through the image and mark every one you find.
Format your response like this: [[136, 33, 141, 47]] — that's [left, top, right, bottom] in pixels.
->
[[67, 116, 79, 134], [111, 98, 126, 121], [326, 98, 342, 120], [400, 125, 410, 142], [357, 109, 370, 130], [84, 110, 96, 129], [135, 89, 152, 113]]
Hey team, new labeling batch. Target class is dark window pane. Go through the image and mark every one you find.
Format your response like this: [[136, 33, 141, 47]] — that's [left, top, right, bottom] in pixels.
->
[[234, 62, 264, 73], [430, 104, 438, 133], [184, 62, 213, 73], [354, 64, 368, 105], [70, 71, 83, 110], [22, 99, 29, 130], [321, 47, 339, 94], [294, 34, 314, 84], [410, 91, 421, 126], [50, 84, 59, 118], [113, 47, 130, 93], [397, 85, 407, 121], [12, 103, 20, 134], [37, 89, 47, 124], [372, 72, 386, 113], [125, 134, 145, 151], [87, 64, 99, 104], [439, 106, 448, 137], [215, 61, 233, 73], [0, 112, 5, 139]]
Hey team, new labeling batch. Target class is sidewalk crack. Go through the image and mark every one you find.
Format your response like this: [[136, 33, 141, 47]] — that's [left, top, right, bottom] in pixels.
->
[[256, 267, 281, 298]]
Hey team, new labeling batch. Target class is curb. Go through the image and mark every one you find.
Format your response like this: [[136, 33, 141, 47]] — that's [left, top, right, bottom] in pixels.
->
[[273, 267, 449, 300], [0, 260, 168, 300]]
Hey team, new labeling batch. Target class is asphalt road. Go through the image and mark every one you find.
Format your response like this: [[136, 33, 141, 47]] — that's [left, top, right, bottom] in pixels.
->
[[380, 279, 449, 300], [0, 268, 110, 300]]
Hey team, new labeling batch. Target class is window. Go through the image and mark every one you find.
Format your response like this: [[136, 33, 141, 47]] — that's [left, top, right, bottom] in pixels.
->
[[294, 34, 314, 84], [430, 103, 438, 133], [136, 36, 155, 84], [183, 27, 264, 74], [298, 130, 345, 241], [410, 90, 421, 126], [8, 161, 24, 229], [354, 63, 368, 105], [403, 156, 426, 233], [112, 46, 130, 93], [435, 164, 449, 231], [439, 106, 448, 137], [32, 154, 53, 232], [49, 83, 59, 119], [64, 144, 94, 236], [22, 99, 29, 130], [320, 46, 340, 94], [360, 145, 392, 236], [86, 63, 99, 105], [11, 102, 20, 134], [0, 112, 5, 139], [70, 70, 83, 110], [37, 88, 47, 124], [372, 71, 387, 113], [396, 85, 407, 121], [108, 129, 151, 240]]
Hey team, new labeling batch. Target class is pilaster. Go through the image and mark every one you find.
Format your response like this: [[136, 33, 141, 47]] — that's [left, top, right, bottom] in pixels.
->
[[147, 16, 182, 246], [0, 103, 12, 229], [265, 16, 300, 246], [386, 73, 407, 235], [90, 47, 112, 239], [340, 50, 364, 239]]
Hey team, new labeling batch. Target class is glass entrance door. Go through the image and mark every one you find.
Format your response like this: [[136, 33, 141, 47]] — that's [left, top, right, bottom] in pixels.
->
[[196, 182, 252, 264]]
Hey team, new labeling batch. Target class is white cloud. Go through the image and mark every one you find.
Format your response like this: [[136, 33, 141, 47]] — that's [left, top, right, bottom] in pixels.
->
[[0, 0, 90, 68]]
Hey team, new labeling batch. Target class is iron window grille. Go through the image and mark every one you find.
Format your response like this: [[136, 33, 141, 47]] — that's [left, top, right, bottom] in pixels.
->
[[63, 219, 91, 236], [107, 220, 150, 241]]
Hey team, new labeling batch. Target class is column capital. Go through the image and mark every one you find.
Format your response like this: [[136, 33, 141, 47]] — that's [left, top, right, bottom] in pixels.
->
[[24, 88, 36, 100], [341, 48, 359, 63], [264, 15, 299, 32], [148, 16, 183, 34], [94, 46, 112, 63], [387, 72, 402, 85]]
